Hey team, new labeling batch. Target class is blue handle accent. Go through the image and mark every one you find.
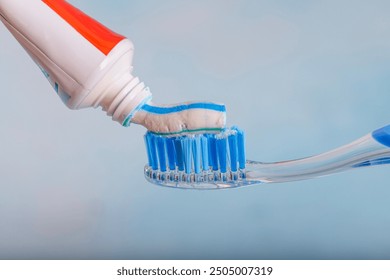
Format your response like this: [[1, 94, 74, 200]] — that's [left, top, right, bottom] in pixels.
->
[[353, 157, 390, 168], [372, 124, 390, 148]]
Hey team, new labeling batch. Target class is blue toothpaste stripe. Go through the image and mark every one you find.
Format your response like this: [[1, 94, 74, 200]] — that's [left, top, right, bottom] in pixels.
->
[[141, 103, 226, 114]]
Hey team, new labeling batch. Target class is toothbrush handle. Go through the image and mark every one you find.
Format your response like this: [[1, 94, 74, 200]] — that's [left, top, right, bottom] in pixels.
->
[[246, 124, 390, 183]]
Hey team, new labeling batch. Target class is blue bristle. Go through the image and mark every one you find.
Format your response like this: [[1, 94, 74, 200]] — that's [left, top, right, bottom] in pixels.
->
[[207, 135, 213, 169], [166, 137, 176, 170], [237, 129, 246, 169], [174, 138, 185, 171], [216, 137, 227, 173], [228, 133, 238, 172], [183, 138, 193, 174], [208, 135, 219, 171], [192, 136, 202, 174], [146, 133, 158, 170], [200, 136, 209, 171], [156, 137, 167, 172], [144, 133, 153, 167]]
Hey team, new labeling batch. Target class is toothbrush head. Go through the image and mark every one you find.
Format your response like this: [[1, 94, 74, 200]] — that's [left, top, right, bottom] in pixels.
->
[[143, 127, 262, 189]]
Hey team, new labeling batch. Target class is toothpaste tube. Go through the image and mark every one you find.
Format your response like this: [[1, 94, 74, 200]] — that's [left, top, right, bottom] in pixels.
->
[[0, 0, 151, 125]]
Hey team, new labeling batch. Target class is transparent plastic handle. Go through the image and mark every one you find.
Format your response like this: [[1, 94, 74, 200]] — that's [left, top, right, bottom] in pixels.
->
[[246, 131, 390, 184]]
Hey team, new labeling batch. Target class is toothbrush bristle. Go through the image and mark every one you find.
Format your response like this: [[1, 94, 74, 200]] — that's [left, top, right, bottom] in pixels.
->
[[156, 137, 167, 172], [166, 137, 176, 170], [216, 137, 227, 173], [228, 133, 238, 172], [183, 138, 192, 174], [143, 127, 247, 188], [236, 128, 246, 169], [193, 137, 202, 174], [174, 138, 185, 171], [209, 136, 218, 171]]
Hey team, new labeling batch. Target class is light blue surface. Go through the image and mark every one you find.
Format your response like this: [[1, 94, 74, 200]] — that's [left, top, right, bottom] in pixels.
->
[[1, 0, 390, 260]]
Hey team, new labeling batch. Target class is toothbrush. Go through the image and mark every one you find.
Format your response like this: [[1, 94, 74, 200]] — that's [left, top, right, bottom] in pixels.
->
[[143, 124, 390, 189]]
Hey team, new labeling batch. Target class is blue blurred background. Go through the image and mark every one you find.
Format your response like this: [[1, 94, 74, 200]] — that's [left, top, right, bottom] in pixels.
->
[[1, 0, 390, 259]]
